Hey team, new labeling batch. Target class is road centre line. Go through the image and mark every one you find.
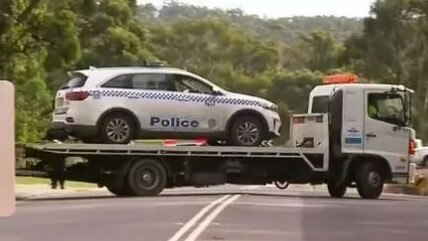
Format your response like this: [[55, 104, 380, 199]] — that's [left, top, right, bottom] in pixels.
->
[[184, 195, 241, 241], [167, 195, 231, 241]]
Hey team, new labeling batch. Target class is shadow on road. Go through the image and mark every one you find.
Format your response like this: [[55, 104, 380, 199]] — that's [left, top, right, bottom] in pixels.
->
[[17, 189, 410, 203]]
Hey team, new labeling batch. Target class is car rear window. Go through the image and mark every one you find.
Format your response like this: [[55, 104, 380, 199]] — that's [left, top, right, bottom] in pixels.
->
[[61, 73, 88, 90]]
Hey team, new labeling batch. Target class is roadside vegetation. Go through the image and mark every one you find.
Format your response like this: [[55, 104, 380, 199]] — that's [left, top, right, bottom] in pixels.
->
[[16, 177, 96, 188], [1, 0, 428, 142]]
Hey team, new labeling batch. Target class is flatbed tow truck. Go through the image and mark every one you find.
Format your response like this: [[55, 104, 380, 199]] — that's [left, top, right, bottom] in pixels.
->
[[22, 75, 417, 199]]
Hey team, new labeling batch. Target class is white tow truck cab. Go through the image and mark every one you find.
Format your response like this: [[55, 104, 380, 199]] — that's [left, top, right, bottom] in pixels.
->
[[23, 74, 417, 199], [306, 74, 415, 184]]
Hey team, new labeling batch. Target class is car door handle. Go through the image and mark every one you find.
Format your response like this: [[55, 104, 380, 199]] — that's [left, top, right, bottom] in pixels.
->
[[366, 133, 377, 138], [127, 95, 140, 99]]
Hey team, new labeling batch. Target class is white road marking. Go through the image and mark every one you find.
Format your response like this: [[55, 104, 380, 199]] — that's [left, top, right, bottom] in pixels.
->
[[184, 195, 241, 241], [167, 195, 231, 241], [240, 185, 262, 190]]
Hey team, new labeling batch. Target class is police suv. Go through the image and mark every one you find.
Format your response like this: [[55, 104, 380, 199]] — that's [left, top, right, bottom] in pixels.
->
[[50, 66, 281, 146]]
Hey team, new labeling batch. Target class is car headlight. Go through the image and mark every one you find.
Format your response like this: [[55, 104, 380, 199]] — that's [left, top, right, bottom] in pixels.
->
[[263, 103, 279, 112]]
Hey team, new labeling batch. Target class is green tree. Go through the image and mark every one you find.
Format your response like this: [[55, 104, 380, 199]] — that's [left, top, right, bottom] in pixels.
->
[[284, 31, 343, 72], [0, 0, 81, 142], [342, 0, 428, 140], [150, 17, 278, 90]]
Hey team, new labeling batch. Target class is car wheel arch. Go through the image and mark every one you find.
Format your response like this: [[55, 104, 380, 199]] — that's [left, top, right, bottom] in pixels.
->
[[96, 108, 141, 134], [226, 109, 269, 136]]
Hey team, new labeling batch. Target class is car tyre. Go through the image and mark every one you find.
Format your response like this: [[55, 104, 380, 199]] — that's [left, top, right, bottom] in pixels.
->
[[356, 162, 384, 199], [228, 115, 265, 146], [127, 159, 167, 196], [100, 113, 136, 144]]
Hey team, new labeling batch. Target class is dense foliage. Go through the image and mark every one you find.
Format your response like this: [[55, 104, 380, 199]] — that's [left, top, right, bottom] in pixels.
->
[[2, 0, 428, 142]]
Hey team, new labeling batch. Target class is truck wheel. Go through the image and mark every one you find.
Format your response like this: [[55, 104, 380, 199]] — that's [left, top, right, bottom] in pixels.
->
[[228, 115, 264, 146], [356, 162, 384, 199], [327, 181, 347, 198], [106, 184, 132, 197], [274, 180, 290, 190], [127, 159, 167, 196], [423, 157, 428, 168], [100, 113, 135, 144]]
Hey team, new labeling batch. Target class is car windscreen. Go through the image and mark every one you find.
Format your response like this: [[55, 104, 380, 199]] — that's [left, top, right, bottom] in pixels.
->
[[311, 95, 330, 113], [60, 73, 88, 90]]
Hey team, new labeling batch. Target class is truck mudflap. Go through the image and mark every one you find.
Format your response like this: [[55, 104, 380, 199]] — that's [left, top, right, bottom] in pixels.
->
[[407, 163, 416, 184], [392, 163, 416, 184]]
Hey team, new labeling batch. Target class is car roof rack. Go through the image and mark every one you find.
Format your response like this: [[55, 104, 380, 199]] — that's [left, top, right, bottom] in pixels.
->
[[143, 61, 167, 68]]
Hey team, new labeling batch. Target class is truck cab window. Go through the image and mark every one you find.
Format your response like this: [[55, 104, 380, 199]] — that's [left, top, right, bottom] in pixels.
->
[[311, 96, 330, 113], [368, 93, 405, 125]]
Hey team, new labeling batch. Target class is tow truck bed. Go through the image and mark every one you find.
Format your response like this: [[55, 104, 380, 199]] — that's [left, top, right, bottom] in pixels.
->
[[24, 143, 329, 172], [21, 114, 332, 197]]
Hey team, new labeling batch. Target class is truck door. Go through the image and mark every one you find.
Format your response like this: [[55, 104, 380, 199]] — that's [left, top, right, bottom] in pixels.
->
[[363, 91, 410, 173]]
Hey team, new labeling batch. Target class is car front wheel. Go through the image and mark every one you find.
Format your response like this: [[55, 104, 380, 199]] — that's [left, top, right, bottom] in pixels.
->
[[228, 115, 265, 146]]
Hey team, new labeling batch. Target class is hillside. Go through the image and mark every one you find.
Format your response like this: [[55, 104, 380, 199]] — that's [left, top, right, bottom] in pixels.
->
[[138, 2, 363, 43]]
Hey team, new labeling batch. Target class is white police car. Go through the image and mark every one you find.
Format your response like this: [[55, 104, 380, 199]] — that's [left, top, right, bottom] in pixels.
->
[[50, 66, 281, 146]]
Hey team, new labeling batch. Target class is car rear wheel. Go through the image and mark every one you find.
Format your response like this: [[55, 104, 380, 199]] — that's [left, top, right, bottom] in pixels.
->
[[228, 115, 265, 146], [100, 113, 136, 144]]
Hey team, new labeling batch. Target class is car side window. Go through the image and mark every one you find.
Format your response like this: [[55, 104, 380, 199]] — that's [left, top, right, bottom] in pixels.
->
[[101, 74, 132, 88], [368, 93, 405, 125], [173, 74, 213, 94], [132, 74, 173, 91]]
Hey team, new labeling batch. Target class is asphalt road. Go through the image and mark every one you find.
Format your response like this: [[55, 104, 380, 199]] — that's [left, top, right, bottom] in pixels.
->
[[1, 185, 428, 241]]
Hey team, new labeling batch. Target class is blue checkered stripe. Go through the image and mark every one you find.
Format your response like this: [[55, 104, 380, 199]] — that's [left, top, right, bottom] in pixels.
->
[[89, 90, 262, 107]]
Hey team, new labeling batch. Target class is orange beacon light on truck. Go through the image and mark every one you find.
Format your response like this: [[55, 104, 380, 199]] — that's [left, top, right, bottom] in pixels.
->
[[323, 74, 359, 84]]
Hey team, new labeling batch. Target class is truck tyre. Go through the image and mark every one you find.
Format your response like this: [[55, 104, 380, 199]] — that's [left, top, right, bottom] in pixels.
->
[[327, 181, 347, 198], [356, 162, 384, 199], [127, 159, 167, 196], [274, 180, 290, 190], [228, 115, 265, 146], [423, 156, 428, 168], [100, 113, 136, 144], [106, 184, 132, 197]]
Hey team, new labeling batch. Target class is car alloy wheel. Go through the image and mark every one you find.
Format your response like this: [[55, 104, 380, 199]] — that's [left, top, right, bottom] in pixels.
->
[[105, 118, 131, 143], [236, 121, 260, 145]]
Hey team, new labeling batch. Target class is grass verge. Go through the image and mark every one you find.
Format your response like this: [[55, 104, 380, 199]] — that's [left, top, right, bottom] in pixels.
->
[[16, 176, 97, 188]]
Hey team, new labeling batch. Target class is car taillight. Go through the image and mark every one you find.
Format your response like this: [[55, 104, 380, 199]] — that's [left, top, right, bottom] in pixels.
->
[[409, 139, 416, 155], [66, 91, 89, 101]]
